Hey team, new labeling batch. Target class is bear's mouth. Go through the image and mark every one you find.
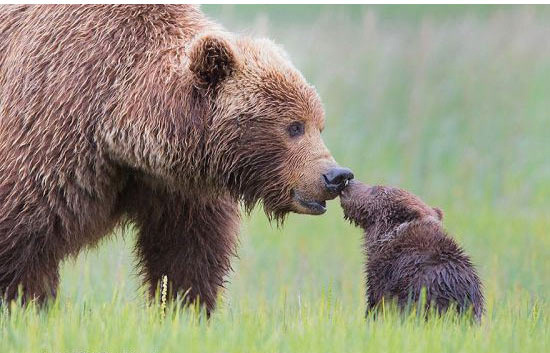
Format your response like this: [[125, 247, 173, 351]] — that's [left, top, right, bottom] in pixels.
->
[[291, 190, 327, 215], [298, 198, 327, 214]]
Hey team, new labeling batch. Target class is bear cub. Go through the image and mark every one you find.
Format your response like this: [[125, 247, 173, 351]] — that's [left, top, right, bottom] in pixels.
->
[[340, 181, 484, 321]]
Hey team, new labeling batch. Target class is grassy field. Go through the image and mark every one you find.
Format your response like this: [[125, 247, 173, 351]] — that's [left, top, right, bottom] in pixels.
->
[[1, 5, 549, 353]]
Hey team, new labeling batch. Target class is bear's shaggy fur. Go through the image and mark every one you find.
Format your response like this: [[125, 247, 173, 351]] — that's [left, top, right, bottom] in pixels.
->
[[0, 5, 346, 312], [340, 181, 484, 321]]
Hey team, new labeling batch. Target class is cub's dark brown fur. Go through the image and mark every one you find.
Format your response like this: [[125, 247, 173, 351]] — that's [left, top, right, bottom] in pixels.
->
[[340, 181, 484, 321]]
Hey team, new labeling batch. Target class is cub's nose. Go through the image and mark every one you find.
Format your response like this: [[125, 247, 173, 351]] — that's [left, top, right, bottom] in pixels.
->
[[323, 167, 354, 193]]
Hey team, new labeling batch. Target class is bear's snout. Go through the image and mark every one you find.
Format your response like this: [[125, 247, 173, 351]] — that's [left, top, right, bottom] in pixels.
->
[[339, 179, 366, 200], [323, 167, 354, 194]]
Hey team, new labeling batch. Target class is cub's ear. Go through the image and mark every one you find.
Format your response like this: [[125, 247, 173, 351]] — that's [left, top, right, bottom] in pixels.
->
[[188, 33, 237, 88], [433, 207, 444, 221]]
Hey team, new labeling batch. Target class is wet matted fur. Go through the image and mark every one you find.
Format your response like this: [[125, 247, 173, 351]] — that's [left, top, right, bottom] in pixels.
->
[[340, 181, 484, 321]]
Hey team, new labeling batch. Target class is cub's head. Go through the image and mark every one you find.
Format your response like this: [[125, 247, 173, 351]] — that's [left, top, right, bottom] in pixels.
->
[[188, 32, 353, 221], [340, 181, 443, 235]]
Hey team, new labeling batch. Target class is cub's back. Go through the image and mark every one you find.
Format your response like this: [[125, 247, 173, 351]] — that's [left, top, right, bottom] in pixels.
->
[[367, 221, 484, 320]]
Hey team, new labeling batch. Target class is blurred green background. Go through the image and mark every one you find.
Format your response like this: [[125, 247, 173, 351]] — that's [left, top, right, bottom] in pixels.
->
[[10, 5, 546, 352]]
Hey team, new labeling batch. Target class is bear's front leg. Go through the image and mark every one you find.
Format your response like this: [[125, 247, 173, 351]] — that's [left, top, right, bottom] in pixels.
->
[[131, 188, 239, 314]]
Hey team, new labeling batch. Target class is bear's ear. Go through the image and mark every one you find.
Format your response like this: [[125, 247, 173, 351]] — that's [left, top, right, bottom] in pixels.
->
[[433, 207, 444, 221], [188, 33, 236, 89]]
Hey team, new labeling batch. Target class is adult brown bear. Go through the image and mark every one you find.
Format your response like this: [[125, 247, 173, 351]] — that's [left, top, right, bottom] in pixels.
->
[[0, 5, 353, 312]]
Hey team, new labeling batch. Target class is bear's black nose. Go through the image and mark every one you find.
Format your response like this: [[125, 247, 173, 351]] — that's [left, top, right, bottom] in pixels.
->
[[323, 167, 354, 193]]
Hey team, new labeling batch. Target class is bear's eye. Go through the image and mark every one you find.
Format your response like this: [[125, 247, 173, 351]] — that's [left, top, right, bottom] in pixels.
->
[[287, 122, 305, 138]]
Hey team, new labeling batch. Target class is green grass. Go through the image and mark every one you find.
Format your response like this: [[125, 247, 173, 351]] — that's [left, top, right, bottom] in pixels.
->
[[1, 5, 549, 353]]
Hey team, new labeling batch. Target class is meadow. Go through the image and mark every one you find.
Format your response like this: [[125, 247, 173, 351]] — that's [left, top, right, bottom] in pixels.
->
[[1, 5, 548, 353]]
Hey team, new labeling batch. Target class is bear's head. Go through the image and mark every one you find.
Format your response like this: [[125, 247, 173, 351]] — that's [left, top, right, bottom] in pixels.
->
[[340, 181, 443, 238], [187, 33, 353, 221]]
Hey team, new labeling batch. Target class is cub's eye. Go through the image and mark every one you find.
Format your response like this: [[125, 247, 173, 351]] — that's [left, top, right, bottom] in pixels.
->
[[287, 122, 305, 138]]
